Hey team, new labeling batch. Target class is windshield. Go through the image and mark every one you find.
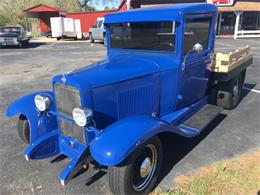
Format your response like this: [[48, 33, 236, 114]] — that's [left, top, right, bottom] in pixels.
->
[[108, 21, 176, 51], [0, 27, 21, 33]]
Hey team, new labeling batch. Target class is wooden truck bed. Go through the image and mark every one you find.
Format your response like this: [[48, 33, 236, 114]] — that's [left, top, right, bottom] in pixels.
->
[[212, 46, 253, 81]]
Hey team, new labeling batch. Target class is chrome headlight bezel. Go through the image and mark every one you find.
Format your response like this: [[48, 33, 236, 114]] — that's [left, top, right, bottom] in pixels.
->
[[34, 94, 51, 112], [72, 107, 93, 127]]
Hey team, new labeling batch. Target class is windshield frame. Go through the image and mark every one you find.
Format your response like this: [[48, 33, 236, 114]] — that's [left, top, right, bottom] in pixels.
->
[[0, 27, 21, 33], [106, 20, 178, 55]]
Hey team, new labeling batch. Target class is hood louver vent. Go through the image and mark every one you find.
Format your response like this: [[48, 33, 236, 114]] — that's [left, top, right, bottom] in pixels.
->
[[117, 85, 154, 119]]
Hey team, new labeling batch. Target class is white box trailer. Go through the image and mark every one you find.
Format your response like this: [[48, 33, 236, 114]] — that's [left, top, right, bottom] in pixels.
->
[[50, 17, 82, 40]]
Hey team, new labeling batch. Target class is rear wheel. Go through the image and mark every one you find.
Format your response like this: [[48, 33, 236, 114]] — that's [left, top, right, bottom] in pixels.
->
[[89, 33, 94, 43], [103, 34, 107, 46], [108, 136, 162, 195], [17, 115, 30, 144], [217, 73, 244, 109]]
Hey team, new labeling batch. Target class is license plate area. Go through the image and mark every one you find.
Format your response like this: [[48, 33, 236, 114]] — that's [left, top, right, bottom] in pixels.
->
[[59, 118, 86, 144]]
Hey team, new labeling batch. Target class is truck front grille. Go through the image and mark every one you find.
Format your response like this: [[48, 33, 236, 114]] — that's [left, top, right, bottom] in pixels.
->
[[55, 83, 85, 144], [55, 83, 81, 117]]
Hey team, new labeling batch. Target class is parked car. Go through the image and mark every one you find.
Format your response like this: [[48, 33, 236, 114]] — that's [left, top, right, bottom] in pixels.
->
[[0, 26, 31, 48], [89, 18, 106, 45], [6, 3, 253, 195]]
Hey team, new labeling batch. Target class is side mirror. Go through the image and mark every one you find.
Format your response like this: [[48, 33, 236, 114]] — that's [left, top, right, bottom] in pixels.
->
[[193, 43, 203, 53], [182, 43, 204, 71]]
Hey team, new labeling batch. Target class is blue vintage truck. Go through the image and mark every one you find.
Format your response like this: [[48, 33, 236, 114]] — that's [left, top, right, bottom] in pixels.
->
[[6, 3, 253, 195]]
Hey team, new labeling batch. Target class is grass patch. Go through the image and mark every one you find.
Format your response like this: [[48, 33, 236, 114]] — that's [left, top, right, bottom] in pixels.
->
[[155, 149, 260, 195]]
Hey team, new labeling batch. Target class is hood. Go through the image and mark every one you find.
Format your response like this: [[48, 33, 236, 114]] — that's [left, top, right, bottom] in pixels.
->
[[61, 55, 160, 88]]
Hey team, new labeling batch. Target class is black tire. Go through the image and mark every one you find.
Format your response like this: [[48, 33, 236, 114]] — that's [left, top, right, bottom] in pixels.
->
[[108, 136, 162, 195], [57, 37, 61, 41], [89, 33, 94, 43], [17, 115, 30, 144], [103, 34, 107, 46], [217, 73, 244, 110], [18, 41, 23, 48]]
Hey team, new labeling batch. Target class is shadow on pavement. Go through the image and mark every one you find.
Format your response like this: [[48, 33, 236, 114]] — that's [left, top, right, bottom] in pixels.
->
[[242, 83, 257, 99], [0, 42, 46, 49], [85, 170, 107, 186], [156, 113, 227, 188], [50, 154, 67, 163], [21, 42, 46, 49], [48, 113, 226, 189]]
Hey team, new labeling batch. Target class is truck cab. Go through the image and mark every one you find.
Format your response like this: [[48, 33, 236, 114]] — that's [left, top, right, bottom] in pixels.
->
[[6, 3, 252, 195]]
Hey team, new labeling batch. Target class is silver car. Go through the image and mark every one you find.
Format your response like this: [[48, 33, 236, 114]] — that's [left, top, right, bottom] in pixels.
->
[[0, 26, 31, 48], [89, 18, 106, 46]]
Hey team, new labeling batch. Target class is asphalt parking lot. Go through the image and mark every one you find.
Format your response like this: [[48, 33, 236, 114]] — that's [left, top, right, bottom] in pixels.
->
[[0, 38, 259, 194]]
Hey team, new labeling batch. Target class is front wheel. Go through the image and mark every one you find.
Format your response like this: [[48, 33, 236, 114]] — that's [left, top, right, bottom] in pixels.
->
[[17, 115, 30, 144], [18, 41, 23, 48], [108, 136, 162, 195], [89, 33, 94, 43]]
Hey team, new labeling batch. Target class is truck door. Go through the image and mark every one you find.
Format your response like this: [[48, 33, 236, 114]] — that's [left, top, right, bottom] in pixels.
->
[[177, 16, 214, 108]]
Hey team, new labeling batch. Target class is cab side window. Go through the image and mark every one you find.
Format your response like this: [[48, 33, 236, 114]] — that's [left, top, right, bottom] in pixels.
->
[[183, 17, 211, 55]]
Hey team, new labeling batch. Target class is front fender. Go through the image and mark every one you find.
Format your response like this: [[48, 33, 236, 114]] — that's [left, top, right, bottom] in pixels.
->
[[6, 91, 57, 142], [90, 115, 180, 166]]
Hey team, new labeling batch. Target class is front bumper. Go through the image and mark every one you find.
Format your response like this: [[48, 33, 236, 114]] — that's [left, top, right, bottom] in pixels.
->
[[24, 126, 98, 186], [0, 38, 19, 46]]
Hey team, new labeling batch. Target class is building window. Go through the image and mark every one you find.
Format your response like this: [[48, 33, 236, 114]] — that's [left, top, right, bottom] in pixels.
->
[[183, 17, 211, 54], [220, 12, 236, 35], [242, 12, 260, 30]]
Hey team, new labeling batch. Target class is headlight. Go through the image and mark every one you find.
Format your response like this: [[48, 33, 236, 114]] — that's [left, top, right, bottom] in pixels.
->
[[72, 107, 93, 127], [34, 94, 51, 111]]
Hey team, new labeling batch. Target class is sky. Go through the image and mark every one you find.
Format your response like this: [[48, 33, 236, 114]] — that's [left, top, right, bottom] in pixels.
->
[[87, 0, 122, 10]]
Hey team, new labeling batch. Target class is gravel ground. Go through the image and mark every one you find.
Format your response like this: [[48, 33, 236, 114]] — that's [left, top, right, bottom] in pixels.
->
[[0, 38, 259, 195]]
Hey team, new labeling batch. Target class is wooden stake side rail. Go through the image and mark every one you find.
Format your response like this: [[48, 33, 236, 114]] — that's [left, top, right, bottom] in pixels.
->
[[214, 46, 253, 73]]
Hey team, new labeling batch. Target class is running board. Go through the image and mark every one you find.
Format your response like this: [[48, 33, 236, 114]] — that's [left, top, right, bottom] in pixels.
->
[[178, 104, 223, 135]]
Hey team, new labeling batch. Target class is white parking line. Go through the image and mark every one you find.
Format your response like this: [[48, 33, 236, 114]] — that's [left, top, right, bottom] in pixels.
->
[[48, 42, 59, 47], [244, 87, 260, 94]]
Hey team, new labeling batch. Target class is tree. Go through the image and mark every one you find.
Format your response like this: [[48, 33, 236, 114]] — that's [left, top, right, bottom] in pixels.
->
[[54, 0, 81, 12], [77, 0, 95, 11], [0, 0, 43, 27]]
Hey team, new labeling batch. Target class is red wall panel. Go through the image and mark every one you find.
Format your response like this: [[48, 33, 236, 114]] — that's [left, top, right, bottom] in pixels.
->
[[67, 8, 127, 33], [39, 12, 59, 32]]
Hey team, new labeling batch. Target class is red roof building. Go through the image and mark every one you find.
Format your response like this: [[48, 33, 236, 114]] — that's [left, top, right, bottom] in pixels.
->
[[24, 1, 128, 36], [24, 4, 66, 34]]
